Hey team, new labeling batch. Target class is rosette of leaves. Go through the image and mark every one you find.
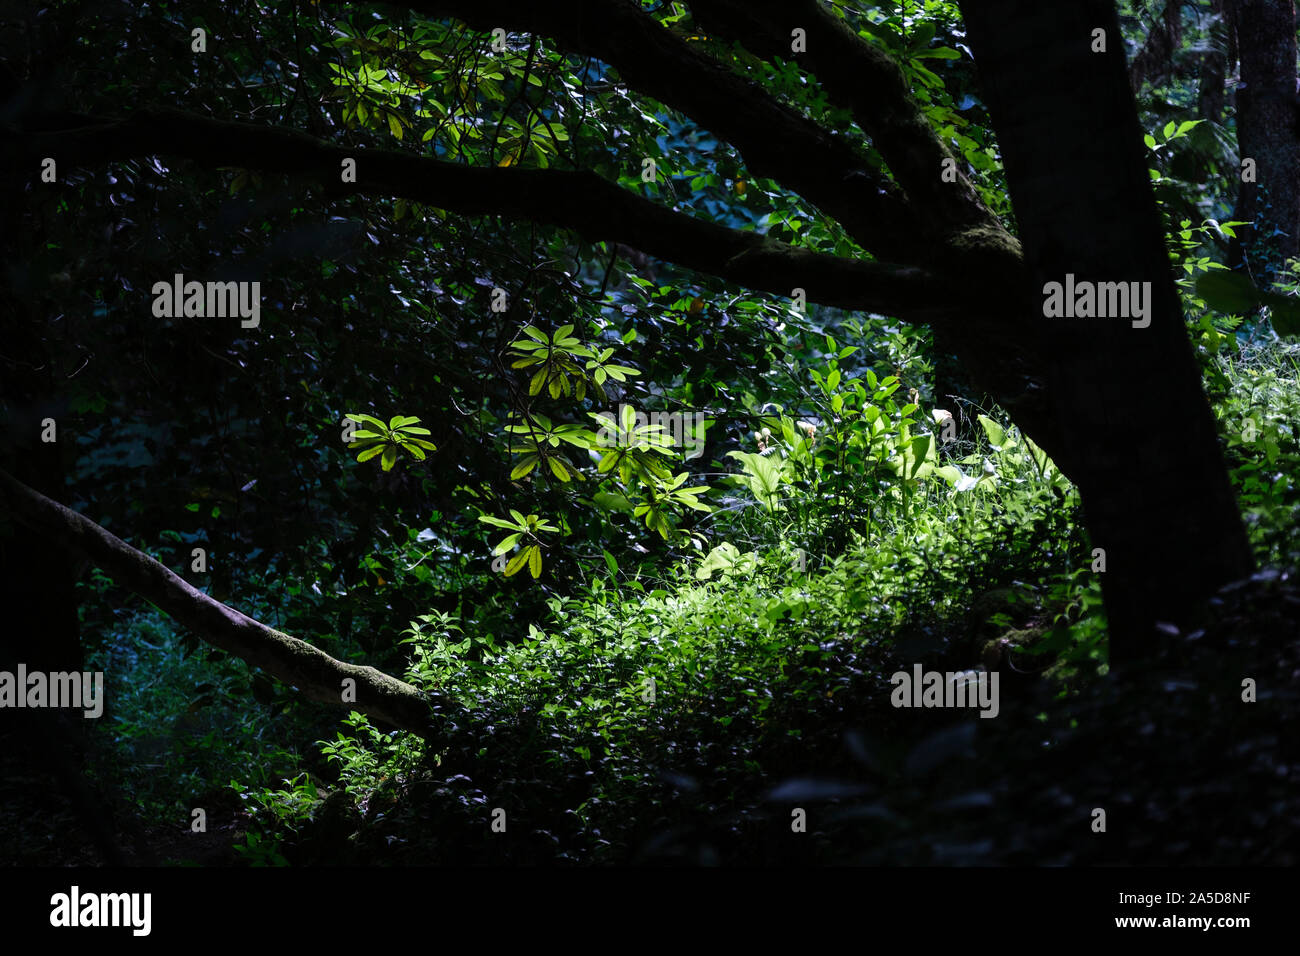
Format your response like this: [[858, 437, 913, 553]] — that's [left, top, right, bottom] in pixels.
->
[[588, 404, 676, 487], [504, 413, 596, 482], [478, 510, 560, 578], [583, 347, 640, 402], [507, 324, 642, 402], [346, 413, 437, 471], [508, 324, 595, 400], [634, 471, 714, 539]]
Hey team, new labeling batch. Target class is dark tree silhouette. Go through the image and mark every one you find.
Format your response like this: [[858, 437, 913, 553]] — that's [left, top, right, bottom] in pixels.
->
[[0, 0, 1253, 713]]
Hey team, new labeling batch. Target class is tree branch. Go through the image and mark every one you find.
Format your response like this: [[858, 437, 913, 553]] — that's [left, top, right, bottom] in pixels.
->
[[7, 107, 962, 317], [0, 467, 441, 735], [400, 0, 931, 260], [687, 0, 993, 243]]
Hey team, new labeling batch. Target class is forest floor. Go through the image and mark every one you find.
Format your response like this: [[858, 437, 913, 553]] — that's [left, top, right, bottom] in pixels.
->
[[4, 569, 1296, 866]]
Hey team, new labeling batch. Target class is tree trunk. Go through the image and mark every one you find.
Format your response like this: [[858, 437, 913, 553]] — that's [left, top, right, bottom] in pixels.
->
[[1227, 0, 1300, 282], [0, 132, 82, 675], [960, 0, 1254, 665], [1198, 0, 1228, 122], [1129, 0, 1184, 92]]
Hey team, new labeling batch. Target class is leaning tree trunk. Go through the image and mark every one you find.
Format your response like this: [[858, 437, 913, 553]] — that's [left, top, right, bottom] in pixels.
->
[[960, 0, 1254, 665], [1227, 0, 1300, 282]]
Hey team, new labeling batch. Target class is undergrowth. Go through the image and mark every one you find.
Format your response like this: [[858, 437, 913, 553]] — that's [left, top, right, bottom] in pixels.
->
[[83, 334, 1300, 864]]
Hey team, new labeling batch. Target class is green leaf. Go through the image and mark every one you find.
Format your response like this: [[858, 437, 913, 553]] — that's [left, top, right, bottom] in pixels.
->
[[1195, 270, 1257, 316], [906, 434, 934, 478], [908, 22, 936, 50], [726, 450, 785, 507], [493, 533, 523, 555], [978, 415, 1006, 449], [913, 46, 961, 59], [1258, 289, 1300, 335], [548, 457, 573, 481], [860, 20, 902, 49], [935, 464, 963, 485], [592, 491, 634, 512], [505, 550, 530, 577]]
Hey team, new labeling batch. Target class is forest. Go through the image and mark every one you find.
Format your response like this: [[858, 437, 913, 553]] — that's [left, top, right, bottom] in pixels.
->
[[1, 0, 1297, 890]]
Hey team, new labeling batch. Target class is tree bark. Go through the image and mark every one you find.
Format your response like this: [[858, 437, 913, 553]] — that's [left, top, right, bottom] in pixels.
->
[[409, 0, 932, 257], [6, 108, 952, 319], [960, 0, 1254, 663], [0, 468, 445, 734], [1129, 0, 1184, 92], [1197, 0, 1228, 122], [688, 0, 992, 240], [1227, 0, 1300, 282], [0, 115, 81, 675]]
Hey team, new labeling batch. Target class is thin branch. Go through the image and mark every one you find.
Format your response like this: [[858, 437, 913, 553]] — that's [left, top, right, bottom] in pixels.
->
[[8, 107, 963, 317], [399, 0, 929, 259], [688, 0, 996, 244]]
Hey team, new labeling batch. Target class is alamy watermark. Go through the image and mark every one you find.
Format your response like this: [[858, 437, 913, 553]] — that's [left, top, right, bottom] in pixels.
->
[[0, 664, 104, 718], [890, 663, 999, 719], [50, 886, 150, 935], [151, 273, 260, 328], [1042, 274, 1152, 328]]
